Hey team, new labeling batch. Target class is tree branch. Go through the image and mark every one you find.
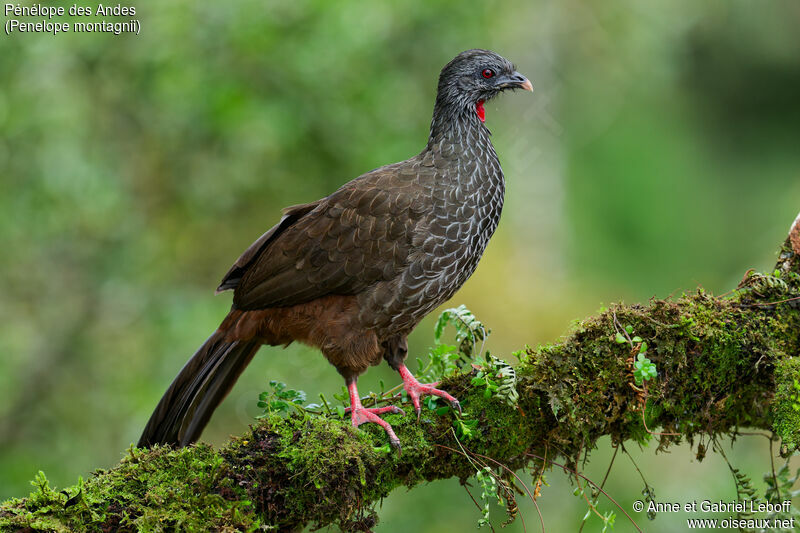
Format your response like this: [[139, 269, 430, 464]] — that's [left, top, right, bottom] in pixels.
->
[[2, 213, 799, 532]]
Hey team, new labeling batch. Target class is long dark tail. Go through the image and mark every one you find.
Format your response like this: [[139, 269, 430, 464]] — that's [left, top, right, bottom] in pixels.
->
[[138, 326, 261, 448]]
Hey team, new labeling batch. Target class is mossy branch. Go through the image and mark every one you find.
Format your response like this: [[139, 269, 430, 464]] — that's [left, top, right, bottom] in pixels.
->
[[3, 214, 800, 532]]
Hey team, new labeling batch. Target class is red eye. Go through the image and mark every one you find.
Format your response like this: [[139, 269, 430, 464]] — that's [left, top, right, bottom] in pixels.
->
[[481, 69, 494, 79]]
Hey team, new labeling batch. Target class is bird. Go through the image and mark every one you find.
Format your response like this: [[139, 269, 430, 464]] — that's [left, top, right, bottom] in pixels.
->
[[138, 49, 532, 451]]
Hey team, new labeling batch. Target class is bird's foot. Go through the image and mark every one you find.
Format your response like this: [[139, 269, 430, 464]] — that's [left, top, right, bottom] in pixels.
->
[[397, 364, 461, 418], [346, 380, 404, 452], [345, 405, 405, 417], [349, 405, 405, 451]]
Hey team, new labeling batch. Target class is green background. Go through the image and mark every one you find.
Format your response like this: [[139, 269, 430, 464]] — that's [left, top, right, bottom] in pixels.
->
[[1, 1, 799, 531]]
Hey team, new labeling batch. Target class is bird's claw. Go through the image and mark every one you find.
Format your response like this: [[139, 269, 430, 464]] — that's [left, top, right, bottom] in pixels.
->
[[389, 435, 402, 456], [398, 365, 461, 418], [349, 405, 404, 455], [345, 405, 404, 417], [406, 387, 460, 417]]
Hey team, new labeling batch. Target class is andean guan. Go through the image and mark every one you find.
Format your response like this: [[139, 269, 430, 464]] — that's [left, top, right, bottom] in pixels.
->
[[138, 49, 532, 450]]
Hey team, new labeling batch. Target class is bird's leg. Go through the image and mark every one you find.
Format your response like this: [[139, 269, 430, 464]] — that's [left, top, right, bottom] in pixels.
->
[[397, 363, 461, 418], [345, 379, 404, 450]]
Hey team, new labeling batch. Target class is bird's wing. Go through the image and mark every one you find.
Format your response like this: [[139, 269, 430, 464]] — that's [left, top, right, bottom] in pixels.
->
[[230, 162, 433, 310], [216, 201, 322, 293]]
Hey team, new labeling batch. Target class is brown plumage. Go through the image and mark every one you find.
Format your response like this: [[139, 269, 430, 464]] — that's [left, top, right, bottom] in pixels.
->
[[138, 49, 532, 449]]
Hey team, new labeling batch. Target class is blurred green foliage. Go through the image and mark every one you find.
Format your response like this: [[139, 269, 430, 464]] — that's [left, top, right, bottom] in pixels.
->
[[1, 1, 799, 531]]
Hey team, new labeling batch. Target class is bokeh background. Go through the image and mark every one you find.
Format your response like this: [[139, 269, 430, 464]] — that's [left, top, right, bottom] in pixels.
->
[[1, 1, 799, 531]]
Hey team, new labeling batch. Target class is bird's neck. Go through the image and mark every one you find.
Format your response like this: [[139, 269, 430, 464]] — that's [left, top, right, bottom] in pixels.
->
[[426, 100, 493, 154]]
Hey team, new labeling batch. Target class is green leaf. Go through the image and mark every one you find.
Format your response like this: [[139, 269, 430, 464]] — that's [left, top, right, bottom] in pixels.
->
[[615, 332, 627, 344], [258, 381, 309, 417], [633, 353, 657, 385], [434, 310, 451, 344], [455, 418, 479, 439], [270, 400, 289, 412], [373, 443, 391, 454]]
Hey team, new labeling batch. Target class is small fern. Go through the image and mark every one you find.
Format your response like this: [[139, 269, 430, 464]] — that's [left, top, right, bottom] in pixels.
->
[[434, 304, 489, 358], [476, 466, 500, 528], [738, 269, 790, 296], [763, 458, 800, 527]]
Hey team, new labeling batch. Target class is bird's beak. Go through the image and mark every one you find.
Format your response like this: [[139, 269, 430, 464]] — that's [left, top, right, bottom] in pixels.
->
[[498, 71, 533, 92]]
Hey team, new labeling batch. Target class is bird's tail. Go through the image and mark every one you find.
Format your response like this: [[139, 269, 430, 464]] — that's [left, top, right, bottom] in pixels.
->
[[137, 318, 261, 448]]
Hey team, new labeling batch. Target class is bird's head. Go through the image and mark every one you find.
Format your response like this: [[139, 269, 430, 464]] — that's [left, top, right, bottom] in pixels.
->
[[435, 49, 532, 124]]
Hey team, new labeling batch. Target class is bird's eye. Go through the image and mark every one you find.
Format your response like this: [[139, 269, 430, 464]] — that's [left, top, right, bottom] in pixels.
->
[[481, 69, 495, 79]]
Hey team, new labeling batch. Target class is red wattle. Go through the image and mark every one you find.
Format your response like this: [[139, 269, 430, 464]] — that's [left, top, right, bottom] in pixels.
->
[[476, 100, 485, 122]]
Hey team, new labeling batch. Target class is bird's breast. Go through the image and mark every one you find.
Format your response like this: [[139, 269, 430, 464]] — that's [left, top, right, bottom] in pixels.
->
[[359, 139, 505, 336]]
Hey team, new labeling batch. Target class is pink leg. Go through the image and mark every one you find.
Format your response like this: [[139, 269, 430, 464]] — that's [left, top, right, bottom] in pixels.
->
[[347, 380, 404, 450], [397, 364, 462, 417]]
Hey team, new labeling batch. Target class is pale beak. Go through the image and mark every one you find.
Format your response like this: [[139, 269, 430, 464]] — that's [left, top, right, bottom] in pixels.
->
[[498, 71, 533, 92]]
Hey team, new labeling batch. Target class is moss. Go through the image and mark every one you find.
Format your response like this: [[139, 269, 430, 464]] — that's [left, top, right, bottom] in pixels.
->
[[772, 356, 800, 455], [516, 287, 800, 462], [221, 414, 391, 530], [0, 446, 263, 532]]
